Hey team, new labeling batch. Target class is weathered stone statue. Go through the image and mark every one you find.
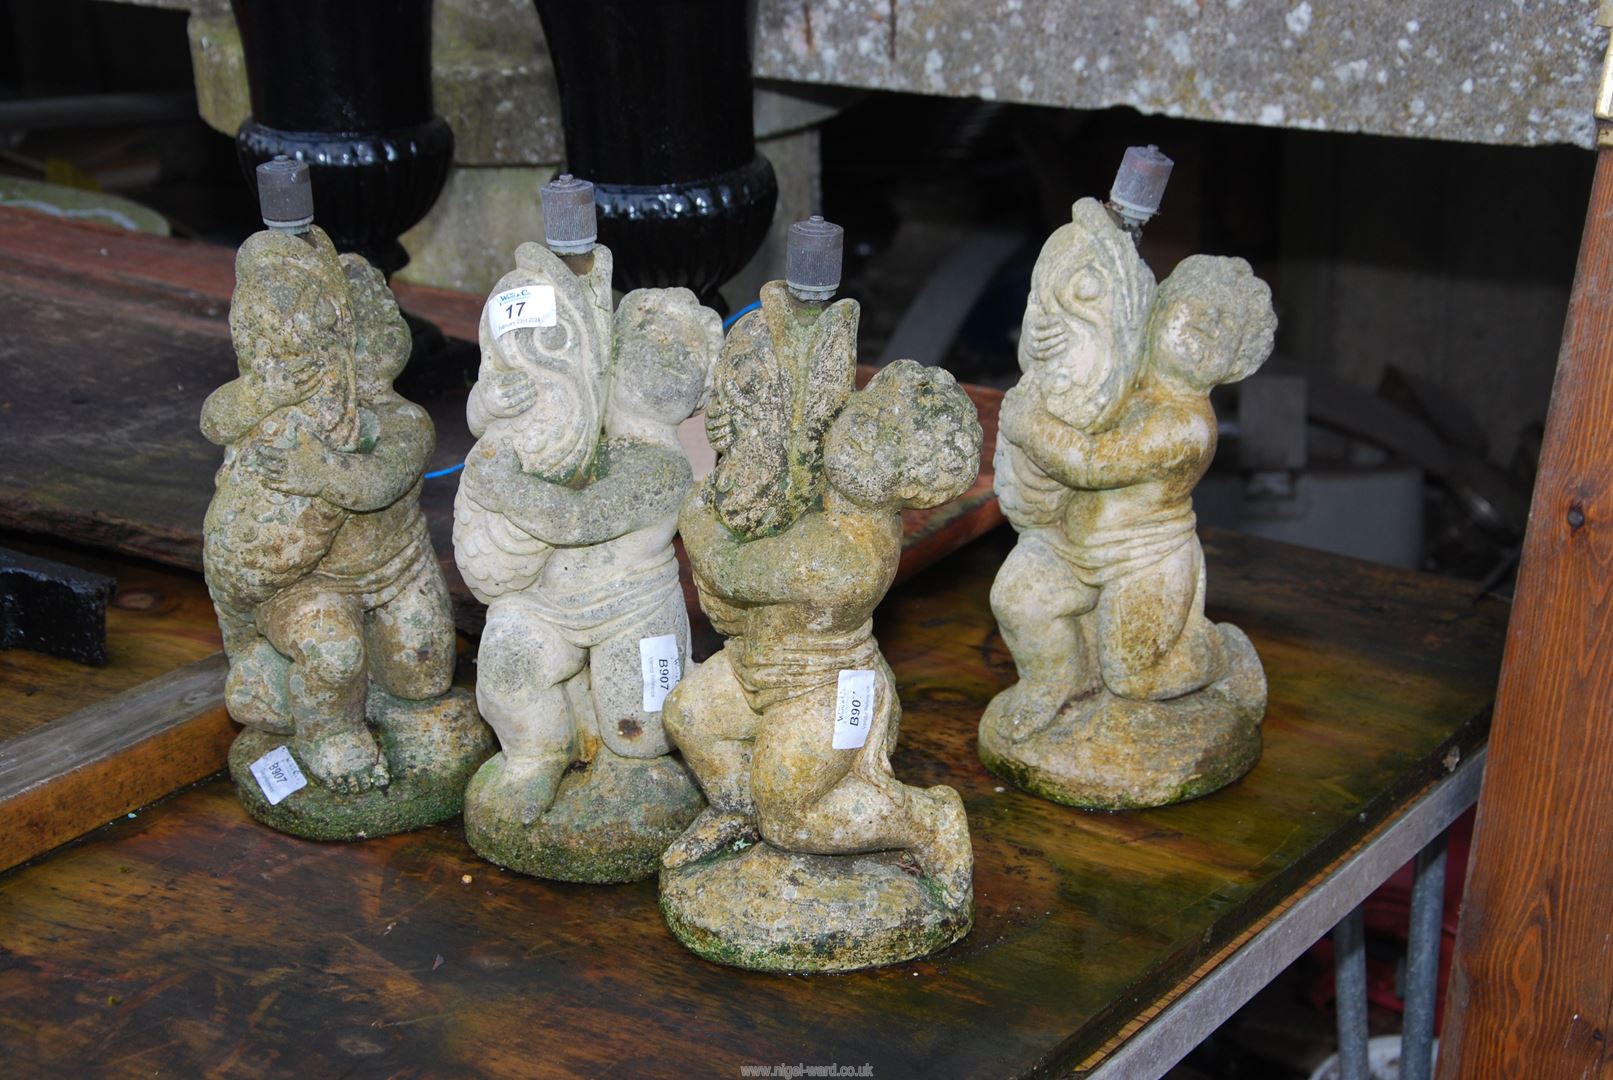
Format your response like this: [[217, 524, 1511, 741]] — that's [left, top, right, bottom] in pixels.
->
[[201, 159, 490, 839], [658, 232, 982, 972], [454, 179, 721, 882], [980, 196, 1275, 808]]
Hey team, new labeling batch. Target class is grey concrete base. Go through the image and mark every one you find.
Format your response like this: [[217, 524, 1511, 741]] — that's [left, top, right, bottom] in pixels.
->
[[980, 626, 1266, 809], [464, 747, 704, 884], [230, 687, 493, 841], [660, 840, 972, 973]]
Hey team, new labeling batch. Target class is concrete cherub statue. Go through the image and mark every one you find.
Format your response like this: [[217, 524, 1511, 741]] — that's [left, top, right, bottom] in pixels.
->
[[980, 198, 1274, 808], [453, 240, 723, 883], [201, 220, 489, 839], [658, 275, 982, 973]]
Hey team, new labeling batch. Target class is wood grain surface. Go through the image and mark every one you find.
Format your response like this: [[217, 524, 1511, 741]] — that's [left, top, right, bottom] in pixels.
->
[[0, 529, 1504, 1078], [0, 536, 222, 738], [0, 537, 231, 872], [0, 208, 1003, 637], [1437, 146, 1613, 1075], [0, 655, 234, 872]]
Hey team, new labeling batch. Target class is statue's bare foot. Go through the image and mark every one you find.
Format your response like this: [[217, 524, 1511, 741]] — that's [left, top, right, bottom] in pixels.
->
[[909, 786, 973, 909], [477, 752, 565, 825], [661, 807, 758, 870], [296, 727, 389, 794], [994, 680, 1085, 744]]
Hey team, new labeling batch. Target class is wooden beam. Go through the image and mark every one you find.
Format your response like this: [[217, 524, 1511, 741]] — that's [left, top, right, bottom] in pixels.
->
[[0, 653, 234, 871], [1438, 78, 1613, 1074]]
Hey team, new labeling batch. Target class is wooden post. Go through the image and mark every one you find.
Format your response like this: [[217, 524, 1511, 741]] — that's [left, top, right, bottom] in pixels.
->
[[1438, 11, 1613, 1074]]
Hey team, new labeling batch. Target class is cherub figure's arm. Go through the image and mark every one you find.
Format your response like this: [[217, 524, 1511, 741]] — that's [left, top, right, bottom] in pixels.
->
[[1013, 395, 1214, 491], [679, 497, 892, 607], [202, 352, 324, 445], [243, 400, 431, 510], [467, 370, 542, 438], [316, 401, 435, 511], [464, 439, 690, 546], [466, 337, 550, 438]]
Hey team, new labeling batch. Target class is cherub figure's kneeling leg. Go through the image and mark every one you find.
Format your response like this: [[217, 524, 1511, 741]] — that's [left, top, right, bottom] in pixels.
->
[[1097, 538, 1226, 701], [364, 554, 456, 702], [661, 647, 760, 868], [750, 670, 971, 907], [589, 585, 688, 761], [990, 533, 1098, 731], [261, 588, 387, 793], [475, 599, 585, 823]]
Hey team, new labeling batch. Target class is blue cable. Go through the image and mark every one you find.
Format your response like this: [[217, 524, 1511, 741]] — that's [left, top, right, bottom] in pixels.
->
[[427, 299, 757, 481], [723, 299, 760, 330]]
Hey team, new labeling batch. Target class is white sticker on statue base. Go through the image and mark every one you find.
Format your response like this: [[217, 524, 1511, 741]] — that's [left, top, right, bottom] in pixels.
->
[[833, 669, 877, 750], [249, 745, 308, 806], [487, 284, 558, 338], [639, 634, 683, 712]]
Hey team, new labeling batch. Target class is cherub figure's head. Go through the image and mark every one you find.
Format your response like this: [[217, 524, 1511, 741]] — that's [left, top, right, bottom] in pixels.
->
[[824, 360, 982, 512], [1021, 198, 1156, 432], [1148, 255, 1276, 394], [607, 287, 722, 434], [340, 254, 410, 400]]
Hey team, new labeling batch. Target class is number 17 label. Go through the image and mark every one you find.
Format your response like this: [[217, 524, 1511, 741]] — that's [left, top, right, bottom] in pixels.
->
[[487, 284, 558, 338]]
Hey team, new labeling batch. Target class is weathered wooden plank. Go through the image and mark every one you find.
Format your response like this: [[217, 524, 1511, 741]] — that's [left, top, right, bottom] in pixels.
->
[[1438, 130, 1613, 1074], [0, 536, 223, 736], [0, 653, 232, 871], [0, 529, 1505, 1078], [0, 539, 226, 872]]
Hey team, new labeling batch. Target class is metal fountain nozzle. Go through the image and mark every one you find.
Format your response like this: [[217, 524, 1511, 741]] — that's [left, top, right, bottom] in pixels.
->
[[785, 215, 844, 303], [1107, 145, 1174, 240], [256, 155, 314, 234], [541, 173, 598, 256]]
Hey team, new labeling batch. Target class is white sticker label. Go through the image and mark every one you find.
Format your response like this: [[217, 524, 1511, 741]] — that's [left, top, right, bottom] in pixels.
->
[[486, 284, 557, 338], [639, 634, 683, 712], [249, 745, 308, 806], [833, 669, 877, 750]]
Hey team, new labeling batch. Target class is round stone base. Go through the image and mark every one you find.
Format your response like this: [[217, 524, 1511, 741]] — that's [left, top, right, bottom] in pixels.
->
[[659, 841, 973, 973], [464, 748, 704, 884], [979, 625, 1267, 809], [229, 686, 493, 840]]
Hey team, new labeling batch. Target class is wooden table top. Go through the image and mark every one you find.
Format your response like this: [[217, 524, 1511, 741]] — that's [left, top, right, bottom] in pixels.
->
[[0, 528, 1506, 1078]]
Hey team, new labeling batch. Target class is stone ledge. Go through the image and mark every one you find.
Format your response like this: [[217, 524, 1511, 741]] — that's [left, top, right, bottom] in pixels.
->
[[173, 0, 1602, 152]]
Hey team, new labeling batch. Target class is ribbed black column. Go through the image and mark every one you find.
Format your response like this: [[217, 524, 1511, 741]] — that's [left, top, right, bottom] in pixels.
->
[[232, 0, 454, 276], [533, 0, 777, 306]]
